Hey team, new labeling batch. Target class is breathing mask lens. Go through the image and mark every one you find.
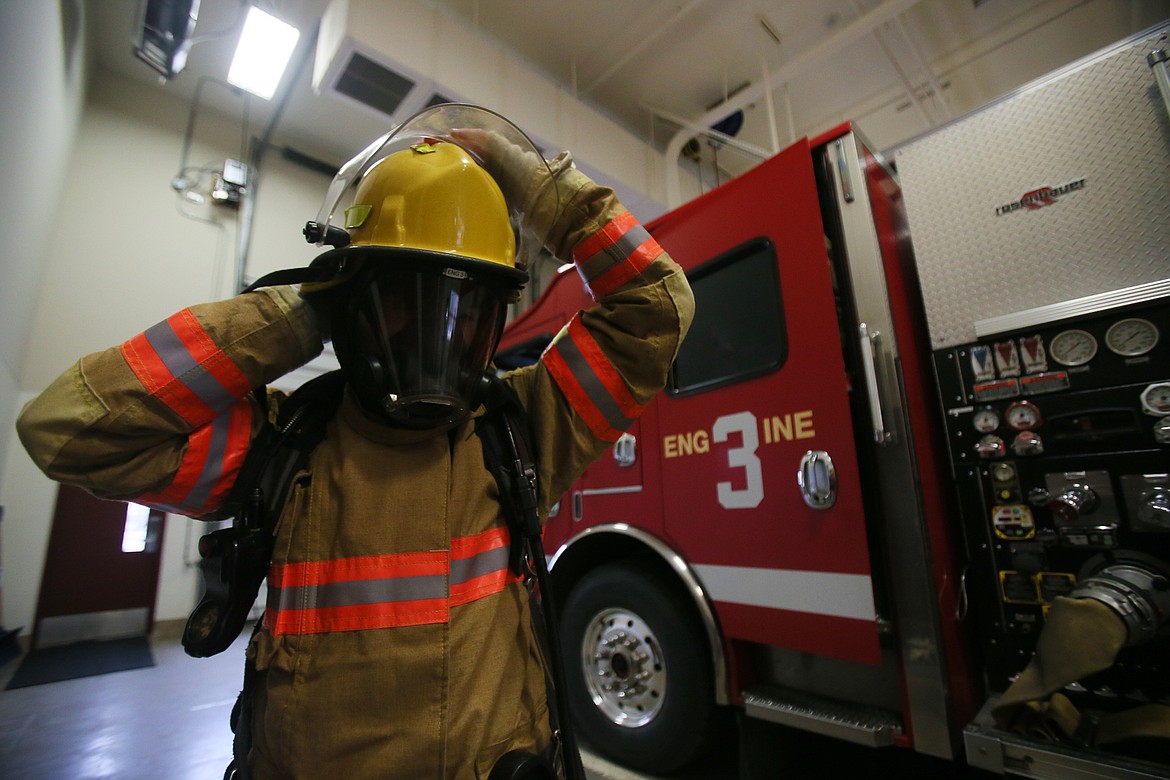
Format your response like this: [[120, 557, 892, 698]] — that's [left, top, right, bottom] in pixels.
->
[[343, 263, 506, 427]]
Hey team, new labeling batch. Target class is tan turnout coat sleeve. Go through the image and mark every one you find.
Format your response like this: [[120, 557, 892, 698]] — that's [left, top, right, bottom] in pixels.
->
[[17, 287, 323, 517]]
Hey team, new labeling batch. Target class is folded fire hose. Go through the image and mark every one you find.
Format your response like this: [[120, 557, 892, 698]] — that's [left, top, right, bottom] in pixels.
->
[[991, 568, 1170, 753]]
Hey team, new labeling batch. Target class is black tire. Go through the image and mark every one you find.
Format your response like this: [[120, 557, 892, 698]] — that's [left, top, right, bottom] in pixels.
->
[[560, 563, 716, 773]]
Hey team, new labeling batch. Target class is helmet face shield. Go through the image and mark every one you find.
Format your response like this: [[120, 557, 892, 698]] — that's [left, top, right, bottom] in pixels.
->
[[338, 258, 508, 427], [312, 103, 558, 272]]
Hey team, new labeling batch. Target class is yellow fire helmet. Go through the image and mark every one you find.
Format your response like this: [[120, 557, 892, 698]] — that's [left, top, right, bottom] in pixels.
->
[[343, 140, 517, 275]]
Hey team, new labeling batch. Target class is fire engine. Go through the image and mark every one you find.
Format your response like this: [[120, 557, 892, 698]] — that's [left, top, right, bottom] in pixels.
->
[[498, 23, 1170, 779]]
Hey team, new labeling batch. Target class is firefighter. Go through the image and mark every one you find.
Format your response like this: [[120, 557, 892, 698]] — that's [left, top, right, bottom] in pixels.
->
[[15, 105, 694, 778]]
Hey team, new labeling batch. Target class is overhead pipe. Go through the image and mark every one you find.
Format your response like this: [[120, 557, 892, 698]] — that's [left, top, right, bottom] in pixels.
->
[[889, 12, 953, 119], [759, 53, 781, 154], [847, 0, 935, 128], [663, 0, 928, 207], [583, 0, 708, 95]]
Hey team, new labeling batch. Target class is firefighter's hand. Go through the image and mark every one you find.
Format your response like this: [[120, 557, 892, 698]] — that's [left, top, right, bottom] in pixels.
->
[[295, 287, 332, 343], [450, 128, 570, 244]]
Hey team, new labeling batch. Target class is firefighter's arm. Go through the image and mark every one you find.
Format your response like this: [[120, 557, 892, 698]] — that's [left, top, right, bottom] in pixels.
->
[[15, 286, 322, 517], [490, 149, 694, 513]]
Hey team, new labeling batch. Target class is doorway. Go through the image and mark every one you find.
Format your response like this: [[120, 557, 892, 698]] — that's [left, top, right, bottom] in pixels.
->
[[32, 485, 165, 648]]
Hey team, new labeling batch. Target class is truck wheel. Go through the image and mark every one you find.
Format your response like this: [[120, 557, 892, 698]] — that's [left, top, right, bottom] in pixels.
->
[[560, 563, 715, 773]]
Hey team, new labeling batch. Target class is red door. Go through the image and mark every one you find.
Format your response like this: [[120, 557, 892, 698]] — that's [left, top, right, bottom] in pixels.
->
[[33, 485, 165, 647], [649, 140, 881, 665]]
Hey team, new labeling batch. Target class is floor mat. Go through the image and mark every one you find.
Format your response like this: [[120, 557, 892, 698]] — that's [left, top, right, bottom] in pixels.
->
[[5, 637, 155, 690]]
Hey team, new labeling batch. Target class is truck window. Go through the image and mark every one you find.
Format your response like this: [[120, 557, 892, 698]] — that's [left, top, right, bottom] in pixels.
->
[[668, 237, 787, 395]]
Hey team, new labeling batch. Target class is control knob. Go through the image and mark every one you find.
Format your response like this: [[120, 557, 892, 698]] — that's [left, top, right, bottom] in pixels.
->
[[1155, 416, 1170, 445], [1049, 484, 1098, 524], [975, 435, 1006, 460], [1139, 487, 1170, 529], [1011, 431, 1044, 457]]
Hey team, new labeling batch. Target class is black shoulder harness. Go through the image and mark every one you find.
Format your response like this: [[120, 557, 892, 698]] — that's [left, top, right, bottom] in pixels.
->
[[181, 369, 346, 658]]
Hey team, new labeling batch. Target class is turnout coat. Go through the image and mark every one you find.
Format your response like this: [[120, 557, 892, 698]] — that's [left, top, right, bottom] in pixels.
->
[[17, 170, 694, 778]]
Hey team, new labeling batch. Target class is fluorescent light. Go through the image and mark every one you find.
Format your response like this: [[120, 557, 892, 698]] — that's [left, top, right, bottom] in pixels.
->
[[227, 6, 300, 100]]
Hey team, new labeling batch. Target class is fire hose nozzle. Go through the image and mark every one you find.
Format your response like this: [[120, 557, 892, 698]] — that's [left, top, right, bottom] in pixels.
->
[[1070, 562, 1170, 647]]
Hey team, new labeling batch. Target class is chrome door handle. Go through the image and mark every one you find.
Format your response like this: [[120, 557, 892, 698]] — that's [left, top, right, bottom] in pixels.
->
[[613, 432, 637, 467], [798, 450, 837, 509], [859, 323, 893, 445]]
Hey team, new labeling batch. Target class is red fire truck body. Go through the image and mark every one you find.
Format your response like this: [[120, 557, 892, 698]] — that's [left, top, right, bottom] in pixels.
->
[[498, 23, 1170, 780]]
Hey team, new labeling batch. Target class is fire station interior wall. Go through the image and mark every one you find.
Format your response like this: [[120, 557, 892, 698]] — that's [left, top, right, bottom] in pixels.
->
[[0, 69, 335, 636], [0, 1, 88, 632]]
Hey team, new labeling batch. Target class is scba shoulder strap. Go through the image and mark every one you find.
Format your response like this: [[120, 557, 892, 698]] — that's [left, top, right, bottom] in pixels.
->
[[477, 373, 586, 780]]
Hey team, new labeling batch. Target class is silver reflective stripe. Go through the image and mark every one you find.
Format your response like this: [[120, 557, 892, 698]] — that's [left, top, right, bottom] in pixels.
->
[[143, 319, 237, 413], [451, 545, 510, 585], [181, 411, 233, 510], [575, 223, 651, 287], [552, 335, 636, 433], [273, 572, 448, 613]]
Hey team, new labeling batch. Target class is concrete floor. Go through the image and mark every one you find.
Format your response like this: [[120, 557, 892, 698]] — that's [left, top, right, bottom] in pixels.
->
[[0, 624, 668, 780], [1, 624, 248, 779], [0, 625, 995, 779]]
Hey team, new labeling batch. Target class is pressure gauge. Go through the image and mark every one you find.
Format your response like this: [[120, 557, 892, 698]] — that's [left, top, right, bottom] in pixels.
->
[[1141, 382, 1170, 415], [1105, 318, 1159, 357], [973, 407, 1001, 433], [1005, 400, 1042, 431], [1049, 329, 1097, 366]]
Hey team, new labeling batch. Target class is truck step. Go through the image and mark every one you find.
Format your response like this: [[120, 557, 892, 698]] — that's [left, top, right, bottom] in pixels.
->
[[741, 684, 903, 748]]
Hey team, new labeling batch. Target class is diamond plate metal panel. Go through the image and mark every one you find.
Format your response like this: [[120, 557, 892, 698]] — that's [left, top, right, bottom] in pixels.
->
[[894, 26, 1170, 350]]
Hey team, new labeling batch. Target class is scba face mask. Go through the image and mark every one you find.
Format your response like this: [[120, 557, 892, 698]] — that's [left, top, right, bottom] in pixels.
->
[[336, 260, 509, 428]]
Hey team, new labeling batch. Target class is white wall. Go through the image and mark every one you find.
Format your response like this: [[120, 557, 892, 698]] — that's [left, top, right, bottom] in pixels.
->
[[1, 63, 329, 632], [0, 1, 87, 630]]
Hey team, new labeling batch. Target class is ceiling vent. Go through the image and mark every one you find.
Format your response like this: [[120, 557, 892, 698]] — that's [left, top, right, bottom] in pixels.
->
[[314, 0, 458, 122], [333, 51, 415, 117]]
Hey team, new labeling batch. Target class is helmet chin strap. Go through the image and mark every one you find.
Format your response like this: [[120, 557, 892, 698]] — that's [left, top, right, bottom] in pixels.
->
[[241, 263, 338, 293]]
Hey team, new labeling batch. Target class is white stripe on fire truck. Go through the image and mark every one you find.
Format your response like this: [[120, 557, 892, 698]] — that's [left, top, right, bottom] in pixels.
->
[[692, 564, 876, 621]]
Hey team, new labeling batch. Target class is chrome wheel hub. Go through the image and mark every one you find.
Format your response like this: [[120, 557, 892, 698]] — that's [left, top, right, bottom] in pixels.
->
[[581, 608, 666, 728]]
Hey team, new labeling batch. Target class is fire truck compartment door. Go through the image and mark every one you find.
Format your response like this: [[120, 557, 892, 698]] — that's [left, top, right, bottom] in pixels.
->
[[650, 139, 881, 666]]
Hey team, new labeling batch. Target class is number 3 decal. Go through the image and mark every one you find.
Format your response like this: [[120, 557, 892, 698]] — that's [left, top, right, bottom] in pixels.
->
[[713, 412, 763, 509]]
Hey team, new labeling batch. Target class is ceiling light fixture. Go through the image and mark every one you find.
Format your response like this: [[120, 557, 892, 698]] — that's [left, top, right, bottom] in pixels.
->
[[227, 6, 300, 100]]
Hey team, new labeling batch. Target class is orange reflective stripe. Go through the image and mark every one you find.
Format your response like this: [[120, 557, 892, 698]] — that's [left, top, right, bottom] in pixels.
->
[[264, 598, 451, 635], [133, 397, 254, 517], [542, 317, 645, 442], [272, 550, 449, 588], [265, 527, 521, 636], [120, 309, 252, 428], [572, 211, 663, 299]]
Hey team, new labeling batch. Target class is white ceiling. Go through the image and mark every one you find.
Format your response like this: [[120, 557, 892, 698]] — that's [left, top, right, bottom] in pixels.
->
[[87, 0, 1170, 187]]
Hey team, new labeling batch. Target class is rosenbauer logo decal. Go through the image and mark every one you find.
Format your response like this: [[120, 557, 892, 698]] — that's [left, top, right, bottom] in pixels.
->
[[995, 177, 1085, 216]]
